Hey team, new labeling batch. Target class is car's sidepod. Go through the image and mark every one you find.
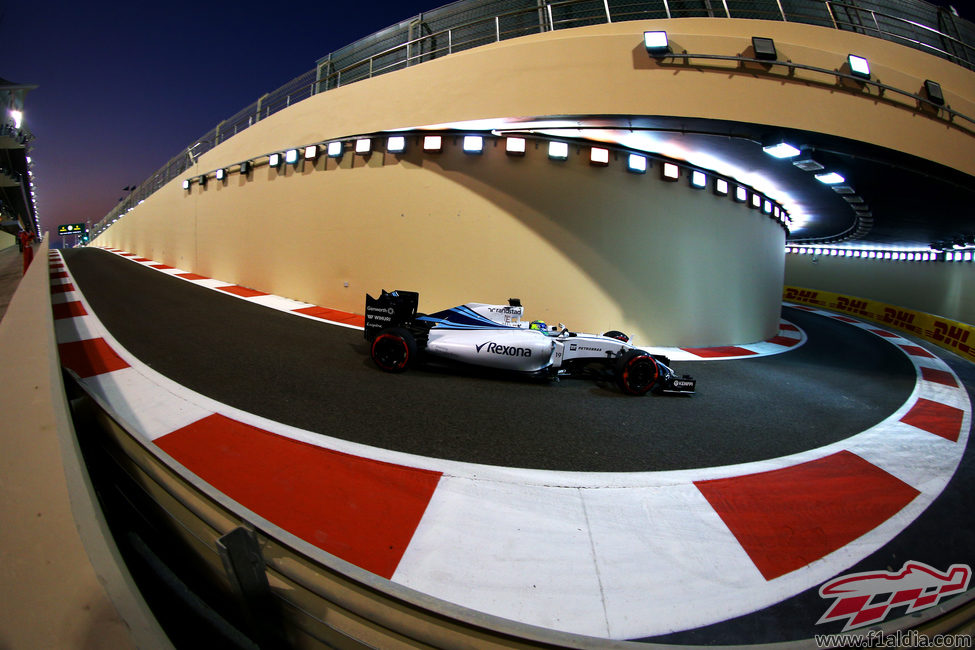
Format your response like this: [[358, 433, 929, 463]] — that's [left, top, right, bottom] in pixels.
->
[[427, 328, 557, 372]]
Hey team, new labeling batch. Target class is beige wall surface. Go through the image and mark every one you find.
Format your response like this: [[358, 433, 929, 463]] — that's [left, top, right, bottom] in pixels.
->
[[191, 18, 975, 178], [103, 136, 784, 346], [96, 18, 973, 345], [785, 254, 975, 327]]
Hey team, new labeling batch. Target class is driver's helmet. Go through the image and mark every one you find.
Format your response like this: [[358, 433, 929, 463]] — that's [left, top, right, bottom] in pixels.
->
[[529, 320, 548, 333]]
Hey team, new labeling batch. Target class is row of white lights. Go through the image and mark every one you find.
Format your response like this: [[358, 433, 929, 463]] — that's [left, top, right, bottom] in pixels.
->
[[648, 29, 957, 249], [179, 133, 791, 231], [763, 142, 846, 184], [91, 197, 145, 237], [25, 154, 40, 234], [5, 110, 41, 234], [787, 246, 975, 262], [763, 140, 873, 242]]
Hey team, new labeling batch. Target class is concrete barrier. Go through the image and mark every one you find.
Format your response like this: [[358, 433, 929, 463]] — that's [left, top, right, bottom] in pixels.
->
[[0, 236, 167, 649]]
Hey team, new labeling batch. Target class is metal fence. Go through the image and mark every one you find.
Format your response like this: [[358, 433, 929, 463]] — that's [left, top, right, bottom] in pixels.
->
[[93, 0, 975, 236]]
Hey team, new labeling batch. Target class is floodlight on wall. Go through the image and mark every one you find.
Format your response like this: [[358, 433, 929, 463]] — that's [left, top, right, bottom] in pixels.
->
[[355, 138, 372, 154], [463, 135, 484, 153], [182, 179, 190, 190], [239, 160, 251, 176], [762, 142, 800, 158], [690, 170, 706, 188], [215, 168, 226, 181], [848, 54, 870, 79], [304, 145, 319, 160], [714, 178, 729, 195], [735, 186, 748, 202], [750, 193, 761, 209], [199, 174, 207, 187], [644, 31, 670, 56], [423, 135, 442, 152], [506, 137, 526, 155], [327, 141, 344, 157], [387, 136, 406, 153], [662, 162, 679, 181], [548, 141, 569, 160], [285, 149, 299, 165], [924, 80, 945, 106], [269, 152, 282, 168], [815, 171, 845, 184], [627, 153, 647, 173], [763, 199, 773, 214], [590, 147, 610, 166], [752, 37, 777, 61]]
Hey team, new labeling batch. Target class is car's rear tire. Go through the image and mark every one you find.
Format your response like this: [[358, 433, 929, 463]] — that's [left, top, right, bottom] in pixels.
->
[[370, 328, 417, 373], [615, 349, 659, 395], [603, 330, 630, 342]]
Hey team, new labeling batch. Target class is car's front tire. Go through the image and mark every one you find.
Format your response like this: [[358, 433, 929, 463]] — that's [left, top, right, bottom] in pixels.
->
[[370, 327, 417, 373], [615, 349, 659, 395]]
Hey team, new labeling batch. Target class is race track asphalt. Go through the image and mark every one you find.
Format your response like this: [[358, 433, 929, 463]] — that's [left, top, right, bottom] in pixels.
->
[[62, 247, 916, 473]]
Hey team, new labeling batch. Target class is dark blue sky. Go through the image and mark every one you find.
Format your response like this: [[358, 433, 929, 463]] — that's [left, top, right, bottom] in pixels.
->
[[1, 0, 437, 233]]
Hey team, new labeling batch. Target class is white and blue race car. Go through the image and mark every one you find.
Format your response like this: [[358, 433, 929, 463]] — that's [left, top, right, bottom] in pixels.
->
[[364, 290, 695, 396]]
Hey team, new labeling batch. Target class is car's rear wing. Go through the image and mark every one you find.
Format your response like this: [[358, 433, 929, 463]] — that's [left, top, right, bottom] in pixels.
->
[[364, 290, 419, 340]]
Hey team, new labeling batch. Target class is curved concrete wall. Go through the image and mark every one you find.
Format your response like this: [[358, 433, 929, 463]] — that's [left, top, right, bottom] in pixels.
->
[[95, 18, 975, 345], [101, 136, 785, 346]]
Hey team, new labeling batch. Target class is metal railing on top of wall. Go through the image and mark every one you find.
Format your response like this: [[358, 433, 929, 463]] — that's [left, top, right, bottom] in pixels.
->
[[92, 0, 975, 237]]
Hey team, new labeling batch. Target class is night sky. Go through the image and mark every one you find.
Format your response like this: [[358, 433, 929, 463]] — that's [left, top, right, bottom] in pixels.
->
[[4, 1, 970, 236], [1, 0, 438, 234]]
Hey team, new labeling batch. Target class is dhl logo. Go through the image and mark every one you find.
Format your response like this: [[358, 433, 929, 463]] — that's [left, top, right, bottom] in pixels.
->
[[882, 307, 915, 326], [926, 321, 973, 355], [881, 307, 923, 334], [928, 321, 970, 344], [835, 297, 869, 315], [785, 288, 821, 303]]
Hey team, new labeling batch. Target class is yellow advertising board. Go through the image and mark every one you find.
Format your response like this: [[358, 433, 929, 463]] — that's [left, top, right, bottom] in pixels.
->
[[783, 286, 975, 364]]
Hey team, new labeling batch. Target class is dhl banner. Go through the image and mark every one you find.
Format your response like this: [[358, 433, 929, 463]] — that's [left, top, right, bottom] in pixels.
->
[[784, 286, 975, 364]]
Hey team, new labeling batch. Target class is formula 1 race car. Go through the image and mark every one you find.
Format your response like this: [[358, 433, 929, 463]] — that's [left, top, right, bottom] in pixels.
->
[[364, 290, 696, 396]]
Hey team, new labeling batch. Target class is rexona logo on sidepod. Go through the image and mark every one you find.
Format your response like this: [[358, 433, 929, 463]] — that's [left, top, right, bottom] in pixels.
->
[[475, 341, 533, 357], [817, 561, 971, 631]]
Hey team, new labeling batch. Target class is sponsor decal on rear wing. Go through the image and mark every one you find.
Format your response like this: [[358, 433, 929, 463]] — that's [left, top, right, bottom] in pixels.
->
[[364, 290, 419, 340]]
